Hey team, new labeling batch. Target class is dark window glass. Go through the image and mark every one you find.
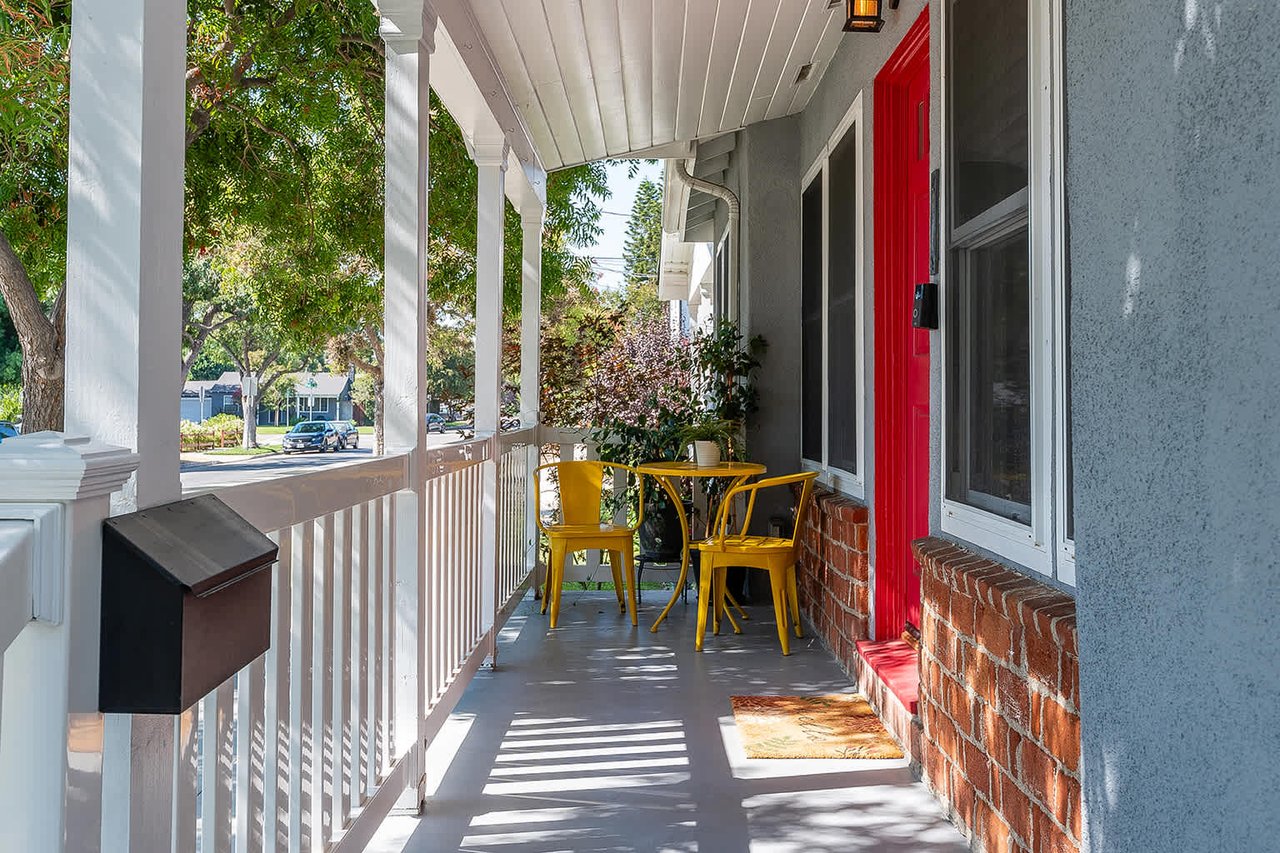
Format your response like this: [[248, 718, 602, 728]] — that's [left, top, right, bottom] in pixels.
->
[[947, 227, 1031, 522], [801, 178, 823, 461], [951, 0, 1028, 227], [827, 128, 858, 474]]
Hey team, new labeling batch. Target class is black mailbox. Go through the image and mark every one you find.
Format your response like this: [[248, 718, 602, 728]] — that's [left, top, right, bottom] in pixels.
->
[[100, 493, 278, 713]]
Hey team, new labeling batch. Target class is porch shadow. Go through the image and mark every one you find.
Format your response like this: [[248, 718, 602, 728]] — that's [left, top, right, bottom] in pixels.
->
[[369, 593, 965, 853]]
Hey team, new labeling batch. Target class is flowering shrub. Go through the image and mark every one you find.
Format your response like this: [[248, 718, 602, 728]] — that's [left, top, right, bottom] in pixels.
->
[[179, 415, 243, 451]]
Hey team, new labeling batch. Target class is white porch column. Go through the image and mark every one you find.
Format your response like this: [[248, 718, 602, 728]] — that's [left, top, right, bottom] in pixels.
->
[[59, 0, 186, 849], [518, 209, 544, 428], [473, 143, 508, 438], [382, 5, 435, 813], [473, 142, 507, 663], [63, 0, 185, 512]]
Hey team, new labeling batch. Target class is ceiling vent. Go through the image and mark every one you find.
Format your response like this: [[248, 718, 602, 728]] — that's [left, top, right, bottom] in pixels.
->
[[795, 63, 814, 85]]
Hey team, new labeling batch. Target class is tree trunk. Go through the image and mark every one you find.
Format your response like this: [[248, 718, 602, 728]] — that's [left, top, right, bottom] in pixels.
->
[[0, 233, 64, 431], [242, 390, 258, 449], [19, 353, 64, 433]]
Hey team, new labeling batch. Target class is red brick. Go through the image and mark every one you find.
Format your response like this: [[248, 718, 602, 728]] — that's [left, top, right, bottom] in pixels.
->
[[969, 649, 999, 706], [1000, 772, 1034, 846], [1039, 697, 1081, 773], [976, 797, 1015, 853], [979, 703, 1014, 770], [997, 667, 1032, 732], [964, 740, 993, 799], [978, 602, 1020, 663], [850, 552, 869, 582], [1051, 771, 1078, 830], [952, 591, 977, 635], [1027, 631, 1063, 694], [951, 766, 976, 826], [1034, 806, 1076, 853], [1019, 742, 1057, 807], [1059, 651, 1079, 706], [1028, 598, 1075, 640], [853, 522, 868, 551], [1053, 614, 1078, 656]]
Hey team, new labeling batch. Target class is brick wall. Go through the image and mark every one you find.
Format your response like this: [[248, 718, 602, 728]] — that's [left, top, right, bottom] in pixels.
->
[[795, 486, 871, 659], [914, 537, 1082, 853]]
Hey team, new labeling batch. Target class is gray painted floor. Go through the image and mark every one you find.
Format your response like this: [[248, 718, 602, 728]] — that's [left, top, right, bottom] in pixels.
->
[[369, 591, 966, 853]]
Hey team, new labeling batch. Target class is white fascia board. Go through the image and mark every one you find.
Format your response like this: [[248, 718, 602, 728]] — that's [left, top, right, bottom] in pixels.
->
[[658, 233, 692, 302]]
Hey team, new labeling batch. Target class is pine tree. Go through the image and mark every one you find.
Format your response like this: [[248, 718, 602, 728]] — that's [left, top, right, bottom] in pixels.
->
[[622, 177, 664, 315]]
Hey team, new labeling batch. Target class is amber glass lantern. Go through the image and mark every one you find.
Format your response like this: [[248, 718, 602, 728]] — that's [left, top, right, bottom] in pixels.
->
[[843, 0, 886, 32]]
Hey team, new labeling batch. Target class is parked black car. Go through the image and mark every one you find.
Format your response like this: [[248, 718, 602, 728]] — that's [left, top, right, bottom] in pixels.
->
[[333, 420, 360, 449], [282, 421, 340, 453]]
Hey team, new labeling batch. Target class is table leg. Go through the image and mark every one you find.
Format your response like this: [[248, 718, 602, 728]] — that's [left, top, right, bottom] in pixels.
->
[[649, 475, 690, 633]]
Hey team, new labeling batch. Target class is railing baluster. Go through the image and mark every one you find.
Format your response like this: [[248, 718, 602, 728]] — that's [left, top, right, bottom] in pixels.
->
[[317, 514, 335, 842], [337, 507, 353, 827], [380, 494, 393, 777], [174, 706, 199, 853], [234, 655, 266, 853], [199, 679, 234, 852], [263, 527, 292, 850], [353, 503, 368, 806], [289, 520, 315, 851]]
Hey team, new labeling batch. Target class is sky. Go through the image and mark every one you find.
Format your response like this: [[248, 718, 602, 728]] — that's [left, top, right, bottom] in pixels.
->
[[580, 159, 664, 292]]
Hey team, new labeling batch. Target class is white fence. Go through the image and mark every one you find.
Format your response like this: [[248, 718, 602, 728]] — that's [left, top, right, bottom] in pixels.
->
[[0, 431, 538, 852]]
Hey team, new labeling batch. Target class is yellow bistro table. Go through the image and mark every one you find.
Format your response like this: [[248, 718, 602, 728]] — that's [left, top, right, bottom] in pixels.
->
[[634, 460, 766, 633]]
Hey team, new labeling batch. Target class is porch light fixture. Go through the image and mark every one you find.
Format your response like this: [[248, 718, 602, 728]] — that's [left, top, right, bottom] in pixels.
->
[[841, 0, 898, 33]]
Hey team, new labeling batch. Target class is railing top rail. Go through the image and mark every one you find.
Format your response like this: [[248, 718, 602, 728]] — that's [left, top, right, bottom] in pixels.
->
[[423, 437, 492, 482], [204, 453, 410, 532], [498, 426, 538, 453], [0, 520, 34, 655]]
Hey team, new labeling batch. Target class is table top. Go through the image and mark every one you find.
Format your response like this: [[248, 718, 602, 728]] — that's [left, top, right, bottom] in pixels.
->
[[635, 460, 767, 478]]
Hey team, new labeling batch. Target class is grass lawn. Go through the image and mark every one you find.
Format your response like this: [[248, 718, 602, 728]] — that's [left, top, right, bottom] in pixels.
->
[[205, 446, 278, 456]]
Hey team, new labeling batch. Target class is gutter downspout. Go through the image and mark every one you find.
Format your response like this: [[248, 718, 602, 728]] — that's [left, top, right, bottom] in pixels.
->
[[674, 158, 740, 324]]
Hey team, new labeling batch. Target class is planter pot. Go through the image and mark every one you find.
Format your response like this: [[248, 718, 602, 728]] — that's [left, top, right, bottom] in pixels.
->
[[692, 440, 721, 467], [637, 500, 688, 563]]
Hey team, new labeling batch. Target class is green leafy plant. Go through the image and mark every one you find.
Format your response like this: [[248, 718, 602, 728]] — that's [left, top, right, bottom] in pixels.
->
[[677, 416, 738, 455]]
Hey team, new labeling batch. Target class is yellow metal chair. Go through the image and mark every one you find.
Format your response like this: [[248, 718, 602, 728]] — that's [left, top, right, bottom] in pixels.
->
[[693, 471, 819, 655], [535, 461, 642, 629]]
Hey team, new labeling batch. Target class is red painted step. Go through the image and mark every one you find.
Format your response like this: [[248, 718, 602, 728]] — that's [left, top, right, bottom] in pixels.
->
[[856, 638, 919, 714]]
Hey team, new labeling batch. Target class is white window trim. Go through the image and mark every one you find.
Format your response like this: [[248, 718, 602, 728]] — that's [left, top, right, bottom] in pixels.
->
[[800, 92, 867, 502], [939, 0, 1073, 585]]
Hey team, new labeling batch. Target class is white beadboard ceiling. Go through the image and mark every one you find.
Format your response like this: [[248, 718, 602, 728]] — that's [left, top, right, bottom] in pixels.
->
[[467, 0, 847, 170]]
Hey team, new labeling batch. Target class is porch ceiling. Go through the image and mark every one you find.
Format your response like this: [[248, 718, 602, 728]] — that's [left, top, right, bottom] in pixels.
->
[[466, 0, 848, 170]]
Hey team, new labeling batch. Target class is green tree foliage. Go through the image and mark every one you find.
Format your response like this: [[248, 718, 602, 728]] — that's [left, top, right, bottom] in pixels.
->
[[621, 176, 663, 316]]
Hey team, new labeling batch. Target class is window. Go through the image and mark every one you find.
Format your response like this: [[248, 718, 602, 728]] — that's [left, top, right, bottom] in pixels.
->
[[801, 179, 824, 462], [943, 0, 1073, 581], [800, 94, 866, 498]]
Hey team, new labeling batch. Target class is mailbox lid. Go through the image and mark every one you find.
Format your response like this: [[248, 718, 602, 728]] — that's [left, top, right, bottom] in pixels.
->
[[103, 493, 277, 597]]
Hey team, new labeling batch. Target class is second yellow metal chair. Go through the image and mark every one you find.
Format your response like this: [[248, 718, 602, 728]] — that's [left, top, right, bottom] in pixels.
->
[[693, 471, 819, 655], [535, 460, 643, 629]]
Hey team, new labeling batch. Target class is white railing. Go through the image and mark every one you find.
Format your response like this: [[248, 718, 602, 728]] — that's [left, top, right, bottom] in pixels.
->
[[0, 520, 36, 743], [0, 431, 540, 852]]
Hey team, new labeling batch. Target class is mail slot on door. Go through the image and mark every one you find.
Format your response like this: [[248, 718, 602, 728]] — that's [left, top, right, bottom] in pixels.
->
[[100, 493, 278, 713]]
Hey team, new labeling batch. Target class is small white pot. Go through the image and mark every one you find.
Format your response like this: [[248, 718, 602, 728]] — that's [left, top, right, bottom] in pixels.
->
[[692, 440, 721, 467]]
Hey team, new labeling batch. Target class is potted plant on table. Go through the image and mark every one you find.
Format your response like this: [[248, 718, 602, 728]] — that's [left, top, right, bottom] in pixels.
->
[[679, 416, 739, 467]]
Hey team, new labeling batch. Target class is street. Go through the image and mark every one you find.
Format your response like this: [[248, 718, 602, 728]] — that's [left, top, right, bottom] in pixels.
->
[[181, 432, 468, 491]]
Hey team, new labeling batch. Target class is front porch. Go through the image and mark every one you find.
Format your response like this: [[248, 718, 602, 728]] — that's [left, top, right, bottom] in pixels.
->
[[371, 592, 965, 853]]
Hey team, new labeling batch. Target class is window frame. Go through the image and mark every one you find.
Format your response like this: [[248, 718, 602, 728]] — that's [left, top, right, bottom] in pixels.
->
[[939, 0, 1073, 583], [799, 93, 867, 501]]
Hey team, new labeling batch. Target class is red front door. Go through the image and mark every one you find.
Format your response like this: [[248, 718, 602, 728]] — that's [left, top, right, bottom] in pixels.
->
[[873, 9, 931, 640]]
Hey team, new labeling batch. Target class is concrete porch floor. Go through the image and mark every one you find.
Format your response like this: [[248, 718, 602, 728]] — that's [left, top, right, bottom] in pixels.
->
[[370, 590, 966, 852]]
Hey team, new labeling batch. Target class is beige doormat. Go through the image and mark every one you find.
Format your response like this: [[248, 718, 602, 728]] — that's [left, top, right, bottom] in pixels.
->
[[730, 694, 905, 759]]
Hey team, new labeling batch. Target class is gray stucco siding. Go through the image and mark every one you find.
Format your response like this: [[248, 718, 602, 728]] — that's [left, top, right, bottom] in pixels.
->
[[1066, 0, 1280, 849]]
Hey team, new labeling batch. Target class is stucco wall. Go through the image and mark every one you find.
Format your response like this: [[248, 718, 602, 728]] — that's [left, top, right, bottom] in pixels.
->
[[1065, 1, 1280, 849], [734, 116, 802, 529]]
